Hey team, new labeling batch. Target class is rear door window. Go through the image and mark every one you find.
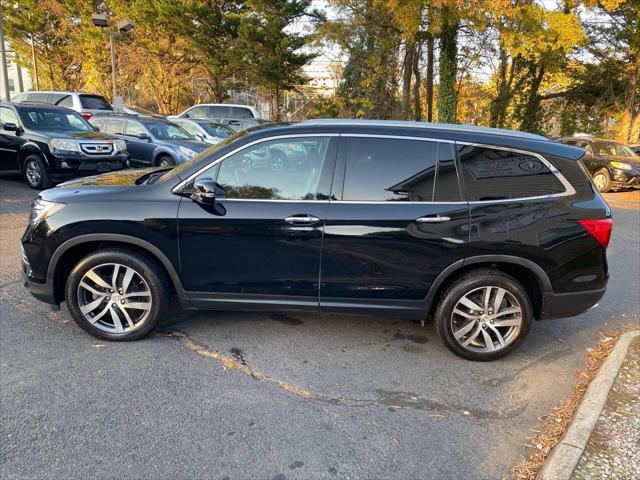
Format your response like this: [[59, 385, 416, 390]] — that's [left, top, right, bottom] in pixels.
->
[[458, 146, 565, 201], [209, 105, 230, 117], [104, 119, 125, 135], [340, 137, 438, 202], [229, 106, 253, 118], [79, 94, 113, 110], [54, 95, 74, 108]]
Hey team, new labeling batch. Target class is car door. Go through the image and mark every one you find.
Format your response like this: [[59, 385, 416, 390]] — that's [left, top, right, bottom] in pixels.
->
[[575, 140, 598, 173], [0, 106, 23, 170], [319, 134, 469, 315], [124, 120, 156, 165], [177, 134, 338, 306]]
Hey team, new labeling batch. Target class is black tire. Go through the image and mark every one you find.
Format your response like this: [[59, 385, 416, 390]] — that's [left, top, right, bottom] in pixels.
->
[[592, 168, 611, 193], [435, 269, 533, 361], [65, 249, 170, 341], [156, 155, 175, 168], [23, 155, 52, 190]]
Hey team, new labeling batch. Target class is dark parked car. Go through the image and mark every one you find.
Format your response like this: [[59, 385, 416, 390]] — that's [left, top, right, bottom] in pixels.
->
[[90, 114, 210, 167], [22, 120, 612, 361], [0, 102, 128, 189], [558, 136, 640, 192], [629, 144, 640, 155]]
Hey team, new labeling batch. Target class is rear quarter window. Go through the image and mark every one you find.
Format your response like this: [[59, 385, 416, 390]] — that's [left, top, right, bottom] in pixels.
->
[[80, 95, 113, 110], [230, 106, 254, 118], [458, 146, 566, 201]]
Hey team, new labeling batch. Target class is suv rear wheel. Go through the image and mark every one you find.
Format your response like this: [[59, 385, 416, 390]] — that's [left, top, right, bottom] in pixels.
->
[[65, 249, 170, 341], [23, 155, 52, 190], [435, 270, 532, 361]]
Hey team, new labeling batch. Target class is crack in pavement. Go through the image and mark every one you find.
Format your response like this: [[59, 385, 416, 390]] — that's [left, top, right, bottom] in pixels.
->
[[158, 329, 527, 419]]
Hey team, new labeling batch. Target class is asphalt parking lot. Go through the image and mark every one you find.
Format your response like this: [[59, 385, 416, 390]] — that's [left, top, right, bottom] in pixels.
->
[[1, 172, 638, 480]]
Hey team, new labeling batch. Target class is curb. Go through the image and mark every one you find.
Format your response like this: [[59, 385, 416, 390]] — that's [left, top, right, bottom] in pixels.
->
[[537, 329, 640, 480]]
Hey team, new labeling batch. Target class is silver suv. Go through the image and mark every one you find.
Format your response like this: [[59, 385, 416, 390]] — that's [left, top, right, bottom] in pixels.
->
[[11, 91, 113, 121]]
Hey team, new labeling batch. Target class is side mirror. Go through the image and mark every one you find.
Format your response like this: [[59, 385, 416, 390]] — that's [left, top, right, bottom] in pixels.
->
[[189, 178, 226, 205], [92, 125, 100, 132], [137, 133, 151, 141], [3, 122, 20, 132], [183, 113, 190, 118]]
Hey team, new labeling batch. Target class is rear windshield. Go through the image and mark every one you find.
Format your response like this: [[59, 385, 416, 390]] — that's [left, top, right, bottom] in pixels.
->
[[18, 107, 93, 132], [201, 122, 235, 138], [79, 94, 113, 110]]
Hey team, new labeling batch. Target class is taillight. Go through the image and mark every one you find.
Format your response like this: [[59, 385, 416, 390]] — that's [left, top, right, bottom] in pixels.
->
[[81, 112, 92, 120], [579, 219, 613, 248]]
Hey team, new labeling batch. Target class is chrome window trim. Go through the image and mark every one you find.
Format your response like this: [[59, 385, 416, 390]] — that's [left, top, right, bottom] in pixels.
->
[[172, 132, 576, 203]]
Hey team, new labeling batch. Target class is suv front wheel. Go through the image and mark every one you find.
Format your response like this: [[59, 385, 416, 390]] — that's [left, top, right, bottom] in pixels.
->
[[23, 155, 52, 190], [65, 249, 170, 341], [435, 270, 532, 361]]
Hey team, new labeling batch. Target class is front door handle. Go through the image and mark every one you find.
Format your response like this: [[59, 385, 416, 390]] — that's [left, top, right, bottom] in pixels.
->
[[285, 214, 320, 225], [416, 215, 451, 223]]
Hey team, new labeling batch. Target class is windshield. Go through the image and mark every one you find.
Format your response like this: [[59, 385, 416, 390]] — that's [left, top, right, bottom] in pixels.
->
[[201, 122, 235, 138], [142, 121, 193, 140], [594, 141, 637, 158], [156, 130, 249, 183], [18, 107, 94, 132]]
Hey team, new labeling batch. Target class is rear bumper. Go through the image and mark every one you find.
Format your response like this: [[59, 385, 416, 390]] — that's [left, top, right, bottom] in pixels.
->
[[539, 287, 607, 320]]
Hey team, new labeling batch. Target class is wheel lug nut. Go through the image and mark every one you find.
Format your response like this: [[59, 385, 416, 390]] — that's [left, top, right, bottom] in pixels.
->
[[106, 297, 110, 301], [490, 319, 494, 324], [111, 303, 116, 308], [109, 289, 113, 293], [121, 299, 126, 304]]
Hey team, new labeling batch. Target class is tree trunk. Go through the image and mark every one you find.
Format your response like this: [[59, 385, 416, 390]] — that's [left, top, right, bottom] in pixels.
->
[[520, 64, 545, 133], [425, 35, 434, 122], [489, 47, 509, 128], [623, 59, 639, 142], [401, 40, 415, 120], [412, 42, 422, 121], [437, 10, 458, 123]]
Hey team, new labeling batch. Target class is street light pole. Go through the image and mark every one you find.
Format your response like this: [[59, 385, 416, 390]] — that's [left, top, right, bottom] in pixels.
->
[[0, 2, 11, 101]]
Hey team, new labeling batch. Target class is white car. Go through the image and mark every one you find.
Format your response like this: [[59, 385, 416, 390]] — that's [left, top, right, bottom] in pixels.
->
[[169, 103, 260, 120], [171, 119, 237, 145], [11, 91, 113, 121]]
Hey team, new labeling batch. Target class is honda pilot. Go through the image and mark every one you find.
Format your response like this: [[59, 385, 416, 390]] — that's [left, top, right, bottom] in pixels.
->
[[1, 102, 128, 189], [21, 120, 612, 361]]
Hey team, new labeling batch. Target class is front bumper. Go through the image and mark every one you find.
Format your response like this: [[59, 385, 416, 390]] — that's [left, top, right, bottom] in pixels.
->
[[47, 153, 129, 181], [539, 287, 607, 320], [611, 168, 640, 188]]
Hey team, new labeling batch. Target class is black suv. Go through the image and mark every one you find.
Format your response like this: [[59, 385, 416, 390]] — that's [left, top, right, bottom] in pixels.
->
[[0, 102, 128, 189], [21, 120, 612, 361], [558, 136, 640, 192]]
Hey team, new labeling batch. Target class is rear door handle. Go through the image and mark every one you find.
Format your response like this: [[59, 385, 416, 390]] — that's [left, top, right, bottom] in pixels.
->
[[416, 215, 451, 223], [285, 214, 320, 225]]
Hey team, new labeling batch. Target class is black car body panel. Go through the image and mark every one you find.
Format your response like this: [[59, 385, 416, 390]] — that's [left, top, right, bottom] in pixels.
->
[[22, 120, 610, 326]]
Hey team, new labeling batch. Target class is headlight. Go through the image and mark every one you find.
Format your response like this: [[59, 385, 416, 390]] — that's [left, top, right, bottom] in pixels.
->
[[610, 161, 632, 171], [49, 139, 80, 153], [29, 198, 65, 224], [179, 146, 197, 159], [114, 139, 127, 153]]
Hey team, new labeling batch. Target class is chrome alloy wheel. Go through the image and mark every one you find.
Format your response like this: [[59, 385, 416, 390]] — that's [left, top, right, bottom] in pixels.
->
[[451, 286, 523, 353], [77, 263, 152, 334], [593, 173, 607, 191], [25, 160, 42, 186]]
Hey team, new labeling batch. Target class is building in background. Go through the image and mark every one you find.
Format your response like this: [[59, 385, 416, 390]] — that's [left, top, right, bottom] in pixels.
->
[[1, 41, 33, 99]]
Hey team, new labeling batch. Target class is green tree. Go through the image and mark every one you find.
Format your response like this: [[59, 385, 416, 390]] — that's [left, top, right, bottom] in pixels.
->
[[239, 0, 317, 120]]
